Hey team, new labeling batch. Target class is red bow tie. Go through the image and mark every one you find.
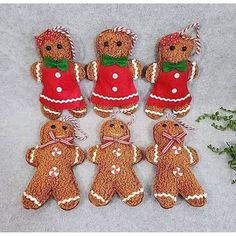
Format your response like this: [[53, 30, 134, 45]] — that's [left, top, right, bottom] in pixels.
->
[[101, 135, 130, 149]]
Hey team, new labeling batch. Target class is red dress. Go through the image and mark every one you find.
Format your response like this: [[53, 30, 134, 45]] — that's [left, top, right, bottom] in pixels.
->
[[90, 63, 139, 107], [146, 62, 192, 108], [39, 62, 85, 111]]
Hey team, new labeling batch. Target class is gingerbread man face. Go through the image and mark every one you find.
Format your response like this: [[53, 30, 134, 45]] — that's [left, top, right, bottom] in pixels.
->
[[96, 29, 133, 58], [40, 120, 75, 144], [159, 34, 194, 63], [100, 119, 130, 139]]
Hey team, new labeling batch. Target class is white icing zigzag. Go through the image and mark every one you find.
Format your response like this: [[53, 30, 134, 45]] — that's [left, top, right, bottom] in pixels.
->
[[154, 144, 159, 163], [189, 62, 196, 81], [92, 61, 98, 81], [151, 63, 157, 83], [23, 192, 41, 206], [154, 192, 177, 201], [92, 145, 99, 163], [58, 195, 80, 205], [74, 63, 80, 82], [173, 105, 191, 115], [185, 193, 207, 200], [74, 147, 80, 164], [71, 108, 87, 114], [36, 62, 41, 83], [40, 95, 83, 103], [92, 92, 138, 101], [132, 145, 137, 162], [145, 109, 164, 116], [132, 59, 139, 80], [122, 188, 144, 202], [29, 145, 38, 163], [43, 106, 61, 115], [150, 93, 190, 102], [184, 146, 194, 164], [90, 190, 108, 203]]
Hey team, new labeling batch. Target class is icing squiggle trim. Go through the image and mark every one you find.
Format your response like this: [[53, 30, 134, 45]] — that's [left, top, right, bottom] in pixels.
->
[[36, 63, 41, 83], [74, 63, 80, 82], [90, 190, 108, 203], [173, 105, 191, 114], [94, 106, 113, 113], [71, 108, 87, 114], [58, 195, 80, 205], [94, 105, 138, 113], [150, 93, 190, 102], [154, 192, 177, 201], [189, 62, 196, 81], [145, 109, 164, 116], [74, 147, 80, 164], [151, 63, 157, 83], [29, 145, 38, 163], [92, 146, 98, 163], [185, 193, 207, 200], [40, 95, 83, 103], [132, 145, 137, 162], [132, 59, 139, 80], [184, 146, 194, 164], [154, 144, 159, 163], [92, 92, 138, 101], [92, 61, 98, 81], [122, 188, 144, 202], [43, 106, 61, 115], [23, 192, 41, 206]]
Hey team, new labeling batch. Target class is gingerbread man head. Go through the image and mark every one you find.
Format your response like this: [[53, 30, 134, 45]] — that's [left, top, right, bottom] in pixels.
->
[[35, 26, 75, 61], [96, 27, 137, 58]]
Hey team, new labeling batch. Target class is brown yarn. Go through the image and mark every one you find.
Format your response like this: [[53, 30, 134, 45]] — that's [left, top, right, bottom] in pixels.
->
[[22, 120, 85, 210], [146, 120, 207, 209], [88, 118, 144, 206]]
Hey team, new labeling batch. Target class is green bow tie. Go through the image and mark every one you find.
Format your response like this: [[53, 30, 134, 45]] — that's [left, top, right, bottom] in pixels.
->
[[44, 57, 69, 71], [102, 55, 128, 67], [162, 60, 187, 72]]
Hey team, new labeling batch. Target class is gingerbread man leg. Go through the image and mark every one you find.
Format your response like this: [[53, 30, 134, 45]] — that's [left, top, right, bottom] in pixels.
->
[[173, 103, 191, 118], [22, 174, 51, 209], [41, 104, 62, 120], [88, 172, 115, 207], [69, 103, 87, 118], [178, 169, 207, 207], [52, 175, 80, 210], [120, 103, 138, 115], [153, 172, 178, 209], [145, 104, 165, 120], [93, 104, 113, 118], [116, 173, 144, 206]]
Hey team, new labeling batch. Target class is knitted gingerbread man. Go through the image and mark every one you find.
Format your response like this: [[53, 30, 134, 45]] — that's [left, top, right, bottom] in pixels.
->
[[31, 26, 86, 120], [146, 119, 207, 209], [87, 118, 144, 206], [87, 27, 143, 118], [22, 119, 84, 210], [145, 23, 200, 119]]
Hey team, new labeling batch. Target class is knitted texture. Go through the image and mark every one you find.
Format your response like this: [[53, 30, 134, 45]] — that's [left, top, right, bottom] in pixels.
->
[[146, 120, 207, 209], [145, 24, 200, 120], [87, 118, 144, 206], [31, 26, 86, 120], [22, 120, 85, 210], [87, 27, 143, 118]]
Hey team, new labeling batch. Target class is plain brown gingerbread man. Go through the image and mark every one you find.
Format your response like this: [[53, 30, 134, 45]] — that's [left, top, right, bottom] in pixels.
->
[[87, 119, 144, 206]]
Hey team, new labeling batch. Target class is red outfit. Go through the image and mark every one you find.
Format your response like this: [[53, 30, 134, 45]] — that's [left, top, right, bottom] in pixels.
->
[[90, 63, 139, 107], [146, 62, 192, 109], [40, 62, 85, 111]]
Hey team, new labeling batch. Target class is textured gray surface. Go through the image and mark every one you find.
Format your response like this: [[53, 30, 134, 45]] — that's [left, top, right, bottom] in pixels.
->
[[0, 3, 236, 232]]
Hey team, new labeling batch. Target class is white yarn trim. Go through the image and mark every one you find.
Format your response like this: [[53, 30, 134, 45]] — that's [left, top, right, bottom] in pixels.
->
[[74, 63, 80, 82], [29, 145, 39, 163], [92, 92, 138, 101], [71, 108, 87, 114], [74, 147, 80, 164], [92, 61, 98, 81], [184, 146, 194, 164], [132, 59, 139, 80], [154, 192, 177, 202], [36, 62, 41, 83], [43, 106, 61, 115], [94, 105, 138, 113], [90, 190, 108, 203], [173, 105, 191, 114], [132, 145, 137, 162], [189, 62, 197, 81], [94, 106, 113, 113], [40, 95, 83, 104], [185, 193, 207, 200], [23, 192, 41, 206], [122, 188, 144, 202], [145, 109, 164, 116], [58, 195, 80, 205], [92, 145, 99, 163], [151, 63, 157, 83], [150, 93, 191, 102], [154, 144, 159, 163]]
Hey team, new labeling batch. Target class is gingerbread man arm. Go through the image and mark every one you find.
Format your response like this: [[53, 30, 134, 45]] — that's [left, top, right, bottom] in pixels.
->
[[74, 62, 86, 82], [87, 145, 100, 164], [128, 59, 143, 80], [70, 146, 85, 166], [25, 146, 41, 167], [131, 144, 142, 164], [31, 62, 43, 83], [145, 144, 159, 165], [86, 60, 99, 81], [184, 146, 199, 166], [145, 62, 159, 83], [188, 61, 199, 81]]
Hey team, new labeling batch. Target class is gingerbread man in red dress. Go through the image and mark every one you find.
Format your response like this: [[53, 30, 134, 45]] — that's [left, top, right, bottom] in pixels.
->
[[87, 27, 143, 118], [145, 23, 200, 119], [31, 26, 87, 120]]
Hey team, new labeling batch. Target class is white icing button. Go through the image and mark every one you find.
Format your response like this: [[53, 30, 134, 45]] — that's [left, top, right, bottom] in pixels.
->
[[172, 88, 177, 94], [174, 73, 180, 79], [49, 167, 59, 177], [51, 147, 62, 157], [55, 72, 61, 78], [56, 87, 62, 93], [111, 165, 121, 175], [112, 86, 118, 92], [112, 73, 118, 79]]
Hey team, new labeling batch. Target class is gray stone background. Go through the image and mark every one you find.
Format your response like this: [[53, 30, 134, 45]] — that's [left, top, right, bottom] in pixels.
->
[[0, 4, 236, 232]]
